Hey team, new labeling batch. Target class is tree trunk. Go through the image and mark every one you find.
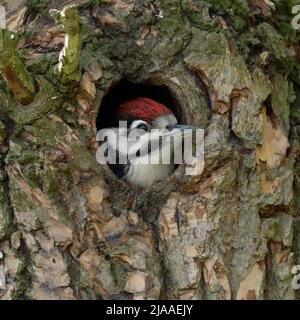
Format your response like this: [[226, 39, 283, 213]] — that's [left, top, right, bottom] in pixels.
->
[[0, 0, 299, 300]]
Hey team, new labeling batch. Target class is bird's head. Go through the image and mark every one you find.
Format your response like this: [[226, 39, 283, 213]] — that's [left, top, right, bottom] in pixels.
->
[[115, 97, 195, 157], [116, 97, 178, 131], [99, 97, 197, 188]]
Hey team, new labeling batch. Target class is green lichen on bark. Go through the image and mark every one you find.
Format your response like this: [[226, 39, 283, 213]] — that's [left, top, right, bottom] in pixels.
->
[[0, 177, 13, 241], [0, 29, 35, 105], [270, 74, 295, 132], [28, 0, 49, 13], [6, 77, 63, 126], [257, 22, 293, 65], [0, 121, 12, 241]]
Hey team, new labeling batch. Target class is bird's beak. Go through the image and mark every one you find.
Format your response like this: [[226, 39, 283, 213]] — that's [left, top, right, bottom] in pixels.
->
[[165, 124, 198, 148], [166, 124, 197, 131]]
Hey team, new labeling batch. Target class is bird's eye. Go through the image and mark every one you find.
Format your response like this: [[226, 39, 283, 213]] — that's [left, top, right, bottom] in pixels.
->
[[130, 120, 150, 132], [136, 123, 149, 131]]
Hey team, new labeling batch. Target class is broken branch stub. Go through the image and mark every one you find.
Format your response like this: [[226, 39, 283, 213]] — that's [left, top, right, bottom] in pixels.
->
[[0, 29, 35, 105], [50, 6, 83, 85]]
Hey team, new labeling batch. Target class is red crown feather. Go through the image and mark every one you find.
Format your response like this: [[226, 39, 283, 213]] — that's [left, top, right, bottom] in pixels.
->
[[117, 97, 173, 122]]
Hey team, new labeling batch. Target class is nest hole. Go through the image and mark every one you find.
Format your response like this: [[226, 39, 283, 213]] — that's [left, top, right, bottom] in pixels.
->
[[96, 79, 185, 130], [96, 79, 188, 189]]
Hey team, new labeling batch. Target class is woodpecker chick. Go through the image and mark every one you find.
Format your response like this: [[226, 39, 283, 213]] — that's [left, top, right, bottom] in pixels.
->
[[105, 97, 192, 188]]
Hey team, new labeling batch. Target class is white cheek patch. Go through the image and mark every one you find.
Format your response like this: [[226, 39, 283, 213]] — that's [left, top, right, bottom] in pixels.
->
[[152, 114, 177, 129]]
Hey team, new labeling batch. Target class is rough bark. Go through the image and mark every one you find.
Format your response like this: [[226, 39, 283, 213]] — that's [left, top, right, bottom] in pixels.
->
[[0, 0, 299, 300]]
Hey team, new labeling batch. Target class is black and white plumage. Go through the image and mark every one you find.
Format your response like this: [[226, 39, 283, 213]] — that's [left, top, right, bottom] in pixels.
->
[[101, 97, 194, 188]]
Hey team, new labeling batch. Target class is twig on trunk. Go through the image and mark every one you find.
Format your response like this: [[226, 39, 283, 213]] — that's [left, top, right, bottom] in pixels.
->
[[50, 6, 83, 85], [0, 28, 36, 105]]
